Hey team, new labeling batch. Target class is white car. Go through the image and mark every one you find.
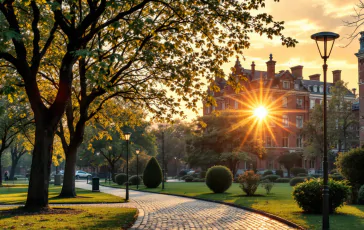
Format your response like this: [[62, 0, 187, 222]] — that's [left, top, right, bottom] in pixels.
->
[[75, 170, 92, 179]]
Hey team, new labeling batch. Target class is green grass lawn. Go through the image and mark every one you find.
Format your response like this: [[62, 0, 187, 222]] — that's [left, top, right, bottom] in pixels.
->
[[0, 206, 137, 229], [0, 185, 124, 204], [101, 182, 364, 230]]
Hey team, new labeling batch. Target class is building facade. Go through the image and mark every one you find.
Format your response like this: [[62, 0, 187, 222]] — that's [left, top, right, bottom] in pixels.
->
[[204, 55, 357, 173]]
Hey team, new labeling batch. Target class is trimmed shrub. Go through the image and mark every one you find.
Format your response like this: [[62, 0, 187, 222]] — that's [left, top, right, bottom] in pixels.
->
[[276, 178, 290, 183], [297, 173, 308, 177], [200, 171, 207, 179], [293, 179, 351, 213], [311, 174, 322, 178], [261, 179, 274, 194], [205, 165, 233, 193], [336, 148, 364, 186], [290, 167, 307, 177], [192, 178, 205, 182], [275, 169, 284, 178], [115, 173, 128, 185], [329, 173, 345, 181], [191, 173, 199, 178], [262, 175, 280, 182], [143, 157, 163, 188], [238, 170, 261, 196], [330, 169, 338, 174], [290, 177, 311, 186], [263, 170, 273, 176], [129, 175, 142, 185], [181, 175, 189, 180], [185, 176, 193, 182], [358, 185, 364, 204]]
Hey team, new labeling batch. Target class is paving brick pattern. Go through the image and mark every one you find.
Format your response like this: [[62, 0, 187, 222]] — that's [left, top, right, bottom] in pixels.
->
[[76, 182, 294, 230]]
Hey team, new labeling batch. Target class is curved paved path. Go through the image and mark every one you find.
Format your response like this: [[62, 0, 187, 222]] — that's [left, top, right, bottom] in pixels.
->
[[76, 182, 294, 230]]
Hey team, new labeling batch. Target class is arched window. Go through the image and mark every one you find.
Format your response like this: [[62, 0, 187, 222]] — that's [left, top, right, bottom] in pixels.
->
[[313, 85, 317, 92], [319, 85, 323, 93]]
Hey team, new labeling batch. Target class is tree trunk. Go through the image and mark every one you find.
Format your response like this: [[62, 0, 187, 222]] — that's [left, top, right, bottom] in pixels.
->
[[9, 159, 18, 180], [59, 145, 78, 197], [25, 124, 55, 210], [110, 164, 116, 182]]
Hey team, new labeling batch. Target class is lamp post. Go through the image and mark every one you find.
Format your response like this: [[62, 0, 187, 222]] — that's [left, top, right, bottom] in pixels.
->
[[174, 157, 178, 177], [136, 149, 140, 189], [124, 132, 131, 201], [162, 125, 165, 190], [311, 31, 339, 230]]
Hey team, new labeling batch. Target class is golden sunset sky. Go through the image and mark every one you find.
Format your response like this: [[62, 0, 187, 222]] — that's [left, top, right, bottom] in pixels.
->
[[180, 0, 362, 120]]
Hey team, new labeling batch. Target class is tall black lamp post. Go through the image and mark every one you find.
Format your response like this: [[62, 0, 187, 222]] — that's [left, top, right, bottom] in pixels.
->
[[136, 149, 140, 189], [124, 132, 131, 201], [311, 31, 339, 230], [162, 125, 165, 190]]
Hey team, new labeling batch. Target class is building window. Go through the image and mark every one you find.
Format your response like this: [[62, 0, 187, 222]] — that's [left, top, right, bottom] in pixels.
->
[[266, 136, 272, 147], [309, 159, 315, 169], [294, 83, 299, 90], [283, 115, 289, 127], [310, 99, 315, 109], [283, 81, 290, 89], [212, 106, 215, 111], [296, 115, 303, 128], [234, 100, 238, 109], [319, 85, 324, 93], [282, 97, 288, 107], [222, 102, 225, 110], [207, 107, 210, 114], [296, 98, 303, 108], [308, 85, 311, 91], [313, 85, 317, 92], [296, 135, 303, 148], [282, 135, 289, 147]]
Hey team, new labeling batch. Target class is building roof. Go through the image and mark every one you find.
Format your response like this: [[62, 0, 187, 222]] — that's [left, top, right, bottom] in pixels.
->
[[301, 80, 355, 97]]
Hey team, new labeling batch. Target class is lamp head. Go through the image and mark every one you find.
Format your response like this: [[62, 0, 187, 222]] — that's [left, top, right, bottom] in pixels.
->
[[311, 31, 339, 59], [136, 149, 140, 155], [124, 132, 131, 141]]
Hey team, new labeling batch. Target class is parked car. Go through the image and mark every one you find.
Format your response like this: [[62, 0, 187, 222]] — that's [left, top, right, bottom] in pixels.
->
[[75, 170, 92, 179]]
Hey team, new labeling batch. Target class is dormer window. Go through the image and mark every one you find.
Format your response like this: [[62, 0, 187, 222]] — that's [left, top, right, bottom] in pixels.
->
[[307, 85, 311, 91], [283, 81, 290, 89], [319, 85, 324, 93], [313, 85, 318, 92], [294, 83, 299, 90]]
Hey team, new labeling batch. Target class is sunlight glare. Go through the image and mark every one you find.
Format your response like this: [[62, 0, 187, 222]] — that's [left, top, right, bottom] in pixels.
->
[[253, 106, 268, 120]]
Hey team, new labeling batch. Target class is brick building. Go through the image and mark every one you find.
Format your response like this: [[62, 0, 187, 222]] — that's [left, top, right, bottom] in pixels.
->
[[204, 54, 356, 173]]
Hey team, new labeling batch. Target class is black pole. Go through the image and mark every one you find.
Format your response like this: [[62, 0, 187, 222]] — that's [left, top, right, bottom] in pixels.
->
[[322, 36, 330, 230], [126, 139, 129, 200], [136, 154, 139, 190], [162, 130, 165, 190]]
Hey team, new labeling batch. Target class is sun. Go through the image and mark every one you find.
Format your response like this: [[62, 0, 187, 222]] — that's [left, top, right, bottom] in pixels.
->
[[253, 106, 268, 120]]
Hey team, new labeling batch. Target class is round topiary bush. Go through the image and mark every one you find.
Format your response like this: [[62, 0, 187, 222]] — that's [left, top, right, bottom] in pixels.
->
[[263, 170, 273, 176], [290, 167, 307, 177], [129, 175, 142, 185], [115, 173, 128, 185], [275, 178, 290, 183], [275, 169, 284, 178], [290, 177, 310, 186], [262, 175, 280, 182], [329, 173, 345, 181], [336, 148, 364, 186], [358, 185, 364, 204], [297, 173, 308, 177], [143, 157, 163, 188], [206, 165, 233, 193], [293, 179, 351, 213]]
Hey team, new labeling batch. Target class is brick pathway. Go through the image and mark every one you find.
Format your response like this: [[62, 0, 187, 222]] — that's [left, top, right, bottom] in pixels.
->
[[76, 182, 295, 230]]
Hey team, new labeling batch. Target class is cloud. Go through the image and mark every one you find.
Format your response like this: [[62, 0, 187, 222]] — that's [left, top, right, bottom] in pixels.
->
[[312, 0, 356, 18]]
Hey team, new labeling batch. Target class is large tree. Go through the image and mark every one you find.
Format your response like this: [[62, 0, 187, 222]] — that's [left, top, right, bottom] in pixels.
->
[[0, 0, 296, 208]]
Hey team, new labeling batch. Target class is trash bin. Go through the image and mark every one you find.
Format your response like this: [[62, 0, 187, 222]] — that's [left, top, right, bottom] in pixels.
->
[[92, 177, 100, 192], [54, 174, 62, 186]]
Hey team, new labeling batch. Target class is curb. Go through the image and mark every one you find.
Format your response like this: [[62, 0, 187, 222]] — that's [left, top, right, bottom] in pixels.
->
[[101, 184, 305, 230]]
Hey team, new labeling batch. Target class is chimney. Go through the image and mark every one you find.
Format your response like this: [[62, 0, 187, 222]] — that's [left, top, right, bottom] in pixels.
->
[[332, 70, 341, 84], [309, 74, 320, 81], [251, 61, 255, 80], [266, 54, 276, 79], [290, 65, 303, 79], [352, 88, 357, 96]]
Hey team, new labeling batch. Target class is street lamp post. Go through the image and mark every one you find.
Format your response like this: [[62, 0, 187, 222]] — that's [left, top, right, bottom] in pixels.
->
[[174, 157, 178, 177], [311, 31, 340, 230], [136, 149, 140, 189], [124, 132, 131, 201], [162, 126, 165, 190]]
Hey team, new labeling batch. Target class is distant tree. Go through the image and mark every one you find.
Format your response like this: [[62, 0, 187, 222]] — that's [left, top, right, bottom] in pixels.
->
[[220, 150, 250, 176], [129, 151, 151, 175], [9, 142, 27, 180], [277, 152, 302, 177]]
